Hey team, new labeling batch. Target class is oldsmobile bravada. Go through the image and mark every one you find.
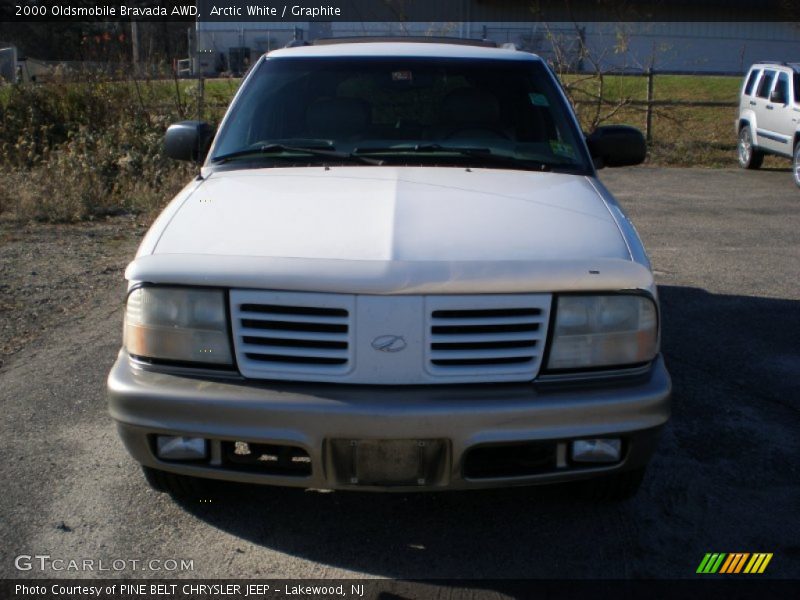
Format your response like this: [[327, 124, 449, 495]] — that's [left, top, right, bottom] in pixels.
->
[[108, 39, 670, 500]]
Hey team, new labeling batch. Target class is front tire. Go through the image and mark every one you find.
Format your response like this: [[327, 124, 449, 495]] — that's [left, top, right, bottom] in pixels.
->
[[142, 465, 208, 498], [738, 125, 764, 169], [793, 143, 800, 188]]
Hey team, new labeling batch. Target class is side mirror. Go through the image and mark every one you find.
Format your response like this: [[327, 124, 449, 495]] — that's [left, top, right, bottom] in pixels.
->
[[164, 121, 214, 163], [586, 125, 647, 169], [770, 88, 787, 104]]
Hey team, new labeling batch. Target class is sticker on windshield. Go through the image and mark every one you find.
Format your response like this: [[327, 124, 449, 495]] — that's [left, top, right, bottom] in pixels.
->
[[392, 70, 413, 82], [529, 93, 549, 106], [550, 140, 576, 158]]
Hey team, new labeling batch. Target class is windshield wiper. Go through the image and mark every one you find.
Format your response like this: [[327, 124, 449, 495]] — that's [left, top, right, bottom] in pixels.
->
[[211, 143, 383, 165], [353, 144, 555, 170], [354, 143, 491, 155]]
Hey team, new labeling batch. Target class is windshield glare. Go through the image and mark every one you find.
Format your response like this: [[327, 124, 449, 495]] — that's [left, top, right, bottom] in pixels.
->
[[210, 56, 589, 172]]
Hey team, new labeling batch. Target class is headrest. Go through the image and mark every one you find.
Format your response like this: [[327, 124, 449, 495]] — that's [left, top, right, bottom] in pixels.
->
[[305, 97, 370, 137], [442, 88, 500, 124]]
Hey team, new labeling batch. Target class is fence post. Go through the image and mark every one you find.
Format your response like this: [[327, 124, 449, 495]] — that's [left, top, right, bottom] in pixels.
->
[[577, 26, 586, 73], [197, 75, 205, 122], [645, 68, 654, 144]]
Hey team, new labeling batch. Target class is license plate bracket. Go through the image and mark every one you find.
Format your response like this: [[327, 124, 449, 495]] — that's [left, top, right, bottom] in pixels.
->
[[328, 439, 449, 487]]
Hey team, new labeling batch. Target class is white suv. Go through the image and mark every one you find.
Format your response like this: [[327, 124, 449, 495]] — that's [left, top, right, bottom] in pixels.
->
[[737, 61, 800, 186], [108, 39, 670, 501]]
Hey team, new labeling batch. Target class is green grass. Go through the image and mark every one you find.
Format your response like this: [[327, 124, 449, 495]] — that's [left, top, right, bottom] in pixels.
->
[[562, 73, 742, 103], [649, 74, 741, 102], [558, 73, 746, 167], [202, 77, 242, 101]]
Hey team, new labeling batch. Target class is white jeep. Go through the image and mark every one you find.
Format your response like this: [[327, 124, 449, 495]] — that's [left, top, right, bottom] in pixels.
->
[[737, 61, 800, 186], [108, 39, 670, 501]]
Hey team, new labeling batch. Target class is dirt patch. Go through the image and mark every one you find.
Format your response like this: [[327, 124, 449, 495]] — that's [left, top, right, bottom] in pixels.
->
[[0, 216, 145, 368]]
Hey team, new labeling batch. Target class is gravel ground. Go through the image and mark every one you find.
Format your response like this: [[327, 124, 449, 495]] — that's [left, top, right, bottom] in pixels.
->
[[0, 217, 148, 367], [0, 166, 798, 584]]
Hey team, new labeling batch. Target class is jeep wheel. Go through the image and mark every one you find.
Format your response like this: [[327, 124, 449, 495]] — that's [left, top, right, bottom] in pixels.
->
[[793, 143, 800, 188], [579, 467, 646, 502], [738, 126, 763, 169], [142, 465, 208, 498]]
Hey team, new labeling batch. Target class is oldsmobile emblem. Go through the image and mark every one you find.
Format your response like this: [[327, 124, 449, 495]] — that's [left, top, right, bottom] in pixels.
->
[[371, 335, 407, 353]]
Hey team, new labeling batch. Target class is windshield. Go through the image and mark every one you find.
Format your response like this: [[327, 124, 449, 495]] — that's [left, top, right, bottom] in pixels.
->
[[209, 56, 590, 173]]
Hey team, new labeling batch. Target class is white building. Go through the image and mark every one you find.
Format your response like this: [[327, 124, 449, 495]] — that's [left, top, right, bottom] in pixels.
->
[[194, 20, 800, 75]]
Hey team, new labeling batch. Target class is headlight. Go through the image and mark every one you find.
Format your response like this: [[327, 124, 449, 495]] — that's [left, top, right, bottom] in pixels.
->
[[124, 287, 233, 365], [547, 294, 658, 370]]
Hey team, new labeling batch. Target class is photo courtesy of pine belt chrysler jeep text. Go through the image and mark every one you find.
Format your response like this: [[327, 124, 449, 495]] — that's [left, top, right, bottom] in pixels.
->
[[107, 38, 671, 501]]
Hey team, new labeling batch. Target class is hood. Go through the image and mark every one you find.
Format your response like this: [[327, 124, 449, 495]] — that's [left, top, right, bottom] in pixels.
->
[[151, 166, 630, 262]]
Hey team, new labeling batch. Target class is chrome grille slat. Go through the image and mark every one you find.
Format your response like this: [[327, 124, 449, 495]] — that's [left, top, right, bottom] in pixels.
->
[[432, 307, 541, 318], [430, 316, 543, 326], [432, 356, 534, 366], [431, 323, 540, 335], [242, 337, 346, 350], [238, 327, 349, 342], [244, 353, 347, 366], [238, 343, 349, 359], [239, 303, 348, 317], [239, 312, 348, 325], [430, 330, 540, 343], [430, 346, 538, 360]]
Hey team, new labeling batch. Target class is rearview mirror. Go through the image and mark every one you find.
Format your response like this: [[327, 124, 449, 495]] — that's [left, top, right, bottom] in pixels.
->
[[586, 125, 647, 169], [164, 121, 215, 163]]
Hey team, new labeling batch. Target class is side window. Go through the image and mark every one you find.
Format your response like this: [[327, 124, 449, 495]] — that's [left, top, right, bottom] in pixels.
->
[[756, 70, 776, 98], [744, 69, 760, 96], [795, 73, 800, 105], [775, 72, 790, 103]]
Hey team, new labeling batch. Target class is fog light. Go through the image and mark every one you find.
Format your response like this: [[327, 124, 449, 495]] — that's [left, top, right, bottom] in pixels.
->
[[156, 436, 207, 460], [571, 438, 621, 463]]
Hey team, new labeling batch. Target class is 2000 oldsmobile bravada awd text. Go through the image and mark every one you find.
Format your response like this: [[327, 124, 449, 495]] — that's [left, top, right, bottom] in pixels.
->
[[107, 39, 671, 500]]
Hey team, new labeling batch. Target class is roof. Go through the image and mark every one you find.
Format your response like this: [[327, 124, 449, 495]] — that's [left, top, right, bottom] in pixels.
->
[[266, 41, 539, 61], [313, 36, 500, 48], [754, 61, 800, 72]]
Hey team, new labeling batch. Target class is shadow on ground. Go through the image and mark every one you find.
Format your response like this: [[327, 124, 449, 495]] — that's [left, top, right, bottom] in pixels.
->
[[170, 286, 800, 580]]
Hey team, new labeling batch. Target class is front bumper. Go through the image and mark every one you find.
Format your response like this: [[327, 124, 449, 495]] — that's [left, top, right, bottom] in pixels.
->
[[107, 351, 671, 491]]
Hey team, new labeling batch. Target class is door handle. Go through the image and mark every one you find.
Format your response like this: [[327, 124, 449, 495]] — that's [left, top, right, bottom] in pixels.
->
[[766, 105, 774, 110], [750, 101, 757, 106]]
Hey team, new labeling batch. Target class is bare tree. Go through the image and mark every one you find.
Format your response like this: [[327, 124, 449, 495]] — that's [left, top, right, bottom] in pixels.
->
[[539, 21, 635, 131]]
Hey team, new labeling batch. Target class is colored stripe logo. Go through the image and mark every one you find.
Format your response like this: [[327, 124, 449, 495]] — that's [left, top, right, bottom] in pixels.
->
[[697, 553, 773, 574]]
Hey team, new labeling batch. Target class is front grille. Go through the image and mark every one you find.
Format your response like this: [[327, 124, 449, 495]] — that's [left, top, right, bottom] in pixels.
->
[[230, 291, 354, 379], [231, 291, 550, 383], [425, 295, 550, 379]]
